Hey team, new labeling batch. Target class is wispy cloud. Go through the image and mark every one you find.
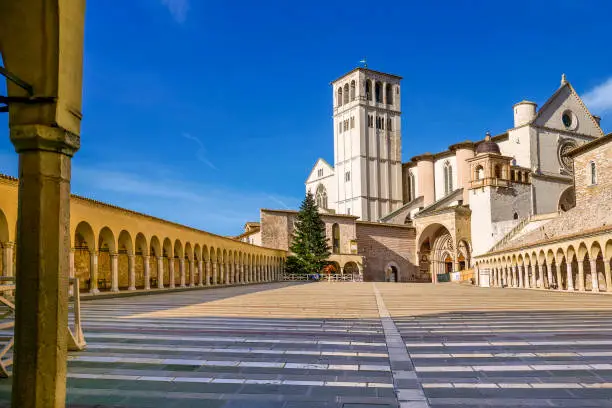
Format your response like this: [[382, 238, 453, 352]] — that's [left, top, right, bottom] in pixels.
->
[[161, 0, 190, 23], [182, 133, 217, 169], [71, 163, 300, 236], [583, 77, 612, 115]]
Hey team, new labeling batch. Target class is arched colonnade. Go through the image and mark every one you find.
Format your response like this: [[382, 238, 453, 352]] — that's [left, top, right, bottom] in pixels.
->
[[475, 234, 612, 293]]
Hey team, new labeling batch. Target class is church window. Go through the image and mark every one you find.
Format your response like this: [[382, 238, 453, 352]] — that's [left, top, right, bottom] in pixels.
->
[[513, 212, 519, 220], [343, 84, 349, 104], [347, 208, 351, 215], [332, 223, 340, 254], [562, 112, 572, 128], [316, 184, 328, 209], [387, 118, 393, 131], [337, 87, 343, 107], [444, 161, 453, 195], [590, 161, 597, 185], [386, 83, 393, 105], [350, 81, 356, 101], [367, 115, 373, 128], [343, 120, 349, 131], [345, 171, 351, 182], [409, 172, 416, 201], [317, 168, 323, 178], [375, 82, 383, 103], [494, 164, 502, 179], [366, 80, 372, 101]]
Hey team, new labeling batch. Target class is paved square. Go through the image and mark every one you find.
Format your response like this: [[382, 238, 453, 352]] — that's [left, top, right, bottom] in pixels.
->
[[2, 282, 612, 407]]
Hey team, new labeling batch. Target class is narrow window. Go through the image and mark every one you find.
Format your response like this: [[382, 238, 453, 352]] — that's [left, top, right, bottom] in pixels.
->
[[386, 83, 393, 104], [409, 172, 416, 201], [444, 161, 453, 195], [347, 208, 351, 215], [590, 161, 597, 185], [338, 122, 342, 133], [337, 87, 343, 107], [332, 223, 340, 254], [345, 171, 351, 182], [343, 83, 349, 104], [350, 80, 356, 101], [365, 80, 372, 101]]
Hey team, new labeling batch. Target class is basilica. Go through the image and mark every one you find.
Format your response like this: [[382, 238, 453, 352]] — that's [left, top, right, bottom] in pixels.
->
[[246, 67, 612, 288]]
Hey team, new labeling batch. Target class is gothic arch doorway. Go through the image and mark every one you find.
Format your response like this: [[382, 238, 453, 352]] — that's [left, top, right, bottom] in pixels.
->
[[418, 223, 455, 283], [385, 262, 400, 282]]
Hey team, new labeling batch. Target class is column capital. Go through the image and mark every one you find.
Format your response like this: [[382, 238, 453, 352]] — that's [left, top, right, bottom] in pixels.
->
[[10, 124, 80, 157], [157, 256, 163, 261], [3, 242, 15, 250]]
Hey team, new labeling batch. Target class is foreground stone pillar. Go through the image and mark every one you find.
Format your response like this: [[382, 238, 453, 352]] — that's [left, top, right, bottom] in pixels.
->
[[143, 255, 151, 290], [157, 257, 164, 289], [128, 254, 136, 290], [169, 259, 175, 288], [1, 243, 14, 277], [10, 128, 81, 408], [89, 251, 99, 294], [110, 253, 119, 292], [577, 260, 585, 292], [590, 259, 599, 293]]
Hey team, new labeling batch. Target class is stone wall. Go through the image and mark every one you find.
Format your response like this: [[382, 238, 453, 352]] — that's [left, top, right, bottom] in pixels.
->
[[574, 139, 612, 208], [356, 221, 417, 282]]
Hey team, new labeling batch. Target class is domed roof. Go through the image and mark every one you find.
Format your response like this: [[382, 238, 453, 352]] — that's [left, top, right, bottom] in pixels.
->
[[476, 132, 501, 155]]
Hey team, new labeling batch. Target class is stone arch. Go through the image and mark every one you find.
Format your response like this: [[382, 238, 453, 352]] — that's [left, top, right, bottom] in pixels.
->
[[133, 233, 147, 289], [375, 81, 382, 103], [337, 87, 343, 107], [384, 261, 400, 282], [344, 261, 359, 279], [417, 222, 455, 282], [343, 83, 349, 104], [457, 239, 471, 270], [558, 186, 576, 212], [590, 241, 606, 291], [350, 80, 356, 101], [74, 221, 95, 291]]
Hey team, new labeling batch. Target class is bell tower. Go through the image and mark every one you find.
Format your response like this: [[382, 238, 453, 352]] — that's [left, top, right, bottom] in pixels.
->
[[331, 67, 403, 221]]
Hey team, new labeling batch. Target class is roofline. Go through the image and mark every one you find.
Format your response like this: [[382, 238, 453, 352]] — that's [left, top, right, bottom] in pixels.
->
[[331, 67, 402, 84], [261, 208, 360, 219], [0, 174, 284, 254], [305, 157, 334, 183], [356, 220, 414, 229], [567, 132, 612, 157], [406, 133, 507, 164]]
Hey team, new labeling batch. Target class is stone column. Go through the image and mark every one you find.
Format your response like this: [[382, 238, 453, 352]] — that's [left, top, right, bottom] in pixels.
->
[[530, 265, 536, 288], [128, 254, 136, 291], [157, 257, 164, 289], [212, 262, 218, 285], [179, 258, 186, 287], [605, 261, 611, 293], [89, 251, 100, 294], [225, 262, 230, 284], [546, 262, 553, 290], [555, 263, 563, 291], [110, 253, 119, 292], [567, 262, 574, 291], [198, 259, 204, 286], [189, 259, 195, 287], [205, 261, 211, 286], [1, 243, 14, 277], [514, 265, 520, 288], [229, 262, 234, 284], [169, 258, 175, 288], [577, 260, 585, 291], [537, 264, 544, 289], [143, 255, 151, 290], [590, 259, 599, 293]]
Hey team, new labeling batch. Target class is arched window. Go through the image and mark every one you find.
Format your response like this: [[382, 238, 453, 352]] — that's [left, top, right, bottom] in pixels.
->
[[337, 87, 343, 107], [343, 83, 349, 104], [409, 172, 416, 201], [350, 80, 356, 101], [590, 161, 597, 185], [443, 161, 453, 195], [316, 184, 328, 209], [494, 164, 502, 179], [375, 82, 382, 103], [386, 83, 393, 105], [332, 223, 340, 254], [365, 80, 372, 101], [475, 165, 484, 180]]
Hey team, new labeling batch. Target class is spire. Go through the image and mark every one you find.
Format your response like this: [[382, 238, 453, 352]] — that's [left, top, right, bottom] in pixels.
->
[[561, 73, 568, 86]]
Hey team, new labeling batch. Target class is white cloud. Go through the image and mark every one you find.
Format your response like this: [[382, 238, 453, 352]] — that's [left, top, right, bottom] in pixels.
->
[[182, 133, 217, 170], [71, 163, 300, 236], [583, 77, 612, 115], [161, 0, 190, 23]]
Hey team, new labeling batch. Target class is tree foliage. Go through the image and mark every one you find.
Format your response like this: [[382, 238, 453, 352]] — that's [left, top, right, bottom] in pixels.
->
[[288, 191, 331, 275]]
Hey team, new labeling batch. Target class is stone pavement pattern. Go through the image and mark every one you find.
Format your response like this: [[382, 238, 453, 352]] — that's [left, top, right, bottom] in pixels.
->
[[0, 282, 612, 407]]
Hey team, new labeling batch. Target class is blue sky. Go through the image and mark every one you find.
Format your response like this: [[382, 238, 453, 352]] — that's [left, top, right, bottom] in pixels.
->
[[1, 0, 612, 236]]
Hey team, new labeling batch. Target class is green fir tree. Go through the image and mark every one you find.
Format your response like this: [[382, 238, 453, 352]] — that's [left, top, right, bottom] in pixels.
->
[[288, 191, 331, 275]]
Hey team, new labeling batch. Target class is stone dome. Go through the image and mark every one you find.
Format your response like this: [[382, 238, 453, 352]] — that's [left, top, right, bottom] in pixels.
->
[[476, 132, 501, 155]]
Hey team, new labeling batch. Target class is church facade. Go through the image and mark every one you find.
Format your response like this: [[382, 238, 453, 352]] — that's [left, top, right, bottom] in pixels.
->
[[258, 67, 607, 283]]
